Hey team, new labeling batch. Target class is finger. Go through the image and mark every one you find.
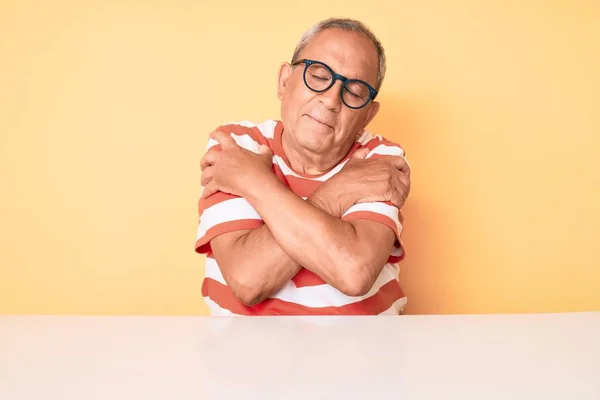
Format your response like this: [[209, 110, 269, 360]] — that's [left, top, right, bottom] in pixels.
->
[[391, 156, 410, 174], [200, 148, 220, 171], [258, 145, 274, 166], [389, 174, 410, 209], [210, 130, 237, 149], [201, 181, 219, 199], [351, 147, 370, 160], [398, 174, 411, 194], [201, 166, 214, 186], [390, 190, 406, 210], [258, 144, 273, 156]]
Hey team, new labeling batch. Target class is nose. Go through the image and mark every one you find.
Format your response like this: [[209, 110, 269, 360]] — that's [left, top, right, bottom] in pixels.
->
[[317, 80, 342, 112]]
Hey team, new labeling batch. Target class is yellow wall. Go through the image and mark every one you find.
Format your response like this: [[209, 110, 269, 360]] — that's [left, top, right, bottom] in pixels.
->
[[1, 0, 599, 315]]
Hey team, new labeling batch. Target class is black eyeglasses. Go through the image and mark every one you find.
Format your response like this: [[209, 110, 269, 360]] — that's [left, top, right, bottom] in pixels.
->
[[292, 59, 378, 109]]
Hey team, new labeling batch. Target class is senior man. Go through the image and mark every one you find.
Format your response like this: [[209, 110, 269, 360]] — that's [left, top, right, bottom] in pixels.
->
[[195, 18, 411, 315]]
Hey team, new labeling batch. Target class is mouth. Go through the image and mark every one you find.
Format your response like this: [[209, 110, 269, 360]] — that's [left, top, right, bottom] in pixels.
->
[[306, 115, 334, 130]]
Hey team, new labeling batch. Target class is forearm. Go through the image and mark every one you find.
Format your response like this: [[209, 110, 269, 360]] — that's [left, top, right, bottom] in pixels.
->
[[222, 184, 349, 304], [243, 175, 371, 295], [226, 224, 301, 305]]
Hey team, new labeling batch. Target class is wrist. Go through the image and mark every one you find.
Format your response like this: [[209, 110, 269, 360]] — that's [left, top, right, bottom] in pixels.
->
[[243, 171, 284, 205], [307, 189, 335, 217], [308, 180, 351, 218]]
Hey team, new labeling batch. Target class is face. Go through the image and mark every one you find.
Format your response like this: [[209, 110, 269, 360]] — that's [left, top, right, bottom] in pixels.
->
[[277, 29, 381, 157]]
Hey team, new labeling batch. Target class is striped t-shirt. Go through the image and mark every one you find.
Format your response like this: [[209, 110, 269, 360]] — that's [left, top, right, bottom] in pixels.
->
[[195, 120, 407, 315]]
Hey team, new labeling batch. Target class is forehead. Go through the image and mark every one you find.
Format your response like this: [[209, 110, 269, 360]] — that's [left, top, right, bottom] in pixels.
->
[[299, 28, 379, 86]]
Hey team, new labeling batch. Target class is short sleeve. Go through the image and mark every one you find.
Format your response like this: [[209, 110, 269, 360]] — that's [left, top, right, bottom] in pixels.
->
[[340, 134, 408, 263], [194, 122, 270, 254], [341, 202, 405, 263]]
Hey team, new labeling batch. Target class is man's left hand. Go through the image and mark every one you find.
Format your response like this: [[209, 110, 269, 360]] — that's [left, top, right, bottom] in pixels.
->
[[200, 130, 274, 199]]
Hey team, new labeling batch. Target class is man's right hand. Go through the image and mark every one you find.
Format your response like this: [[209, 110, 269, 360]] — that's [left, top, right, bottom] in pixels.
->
[[309, 148, 411, 217]]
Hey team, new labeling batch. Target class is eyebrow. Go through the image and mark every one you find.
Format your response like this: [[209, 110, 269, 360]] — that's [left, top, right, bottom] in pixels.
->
[[337, 61, 375, 85]]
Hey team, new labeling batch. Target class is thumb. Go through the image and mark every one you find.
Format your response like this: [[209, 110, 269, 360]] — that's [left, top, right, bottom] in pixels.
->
[[258, 144, 273, 156], [351, 147, 370, 160]]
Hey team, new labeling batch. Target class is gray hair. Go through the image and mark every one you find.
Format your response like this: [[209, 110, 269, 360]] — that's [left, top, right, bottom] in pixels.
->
[[290, 18, 386, 90]]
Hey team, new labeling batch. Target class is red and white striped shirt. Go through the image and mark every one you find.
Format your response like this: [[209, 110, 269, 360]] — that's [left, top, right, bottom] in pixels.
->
[[195, 120, 407, 315]]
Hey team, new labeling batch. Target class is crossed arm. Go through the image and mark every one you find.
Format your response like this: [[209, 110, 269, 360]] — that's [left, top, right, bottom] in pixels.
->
[[201, 131, 410, 306], [210, 177, 396, 305]]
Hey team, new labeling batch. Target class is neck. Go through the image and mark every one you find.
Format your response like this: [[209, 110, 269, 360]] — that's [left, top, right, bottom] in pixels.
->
[[281, 130, 354, 175]]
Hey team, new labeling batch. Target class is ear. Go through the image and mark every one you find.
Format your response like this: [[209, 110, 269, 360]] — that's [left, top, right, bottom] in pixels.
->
[[277, 62, 293, 101], [361, 101, 380, 129]]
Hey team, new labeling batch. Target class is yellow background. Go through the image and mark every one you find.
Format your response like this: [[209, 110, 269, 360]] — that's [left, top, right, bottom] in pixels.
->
[[1, 0, 599, 315]]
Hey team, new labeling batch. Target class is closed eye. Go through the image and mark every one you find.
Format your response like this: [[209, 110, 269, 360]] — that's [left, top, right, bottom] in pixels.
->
[[344, 87, 367, 99]]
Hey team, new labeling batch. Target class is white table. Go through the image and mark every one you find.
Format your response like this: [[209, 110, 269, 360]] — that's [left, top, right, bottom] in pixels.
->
[[1, 312, 599, 399]]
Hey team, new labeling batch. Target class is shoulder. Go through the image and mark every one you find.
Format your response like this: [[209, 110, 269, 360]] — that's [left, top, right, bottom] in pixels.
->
[[209, 120, 279, 152], [356, 130, 406, 158]]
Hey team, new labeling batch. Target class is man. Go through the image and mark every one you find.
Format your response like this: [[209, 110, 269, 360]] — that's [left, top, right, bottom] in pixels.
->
[[195, 18, 411, 315]]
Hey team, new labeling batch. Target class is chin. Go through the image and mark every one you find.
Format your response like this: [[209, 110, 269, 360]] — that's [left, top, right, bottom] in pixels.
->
[[299, 116, 334, 136]]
